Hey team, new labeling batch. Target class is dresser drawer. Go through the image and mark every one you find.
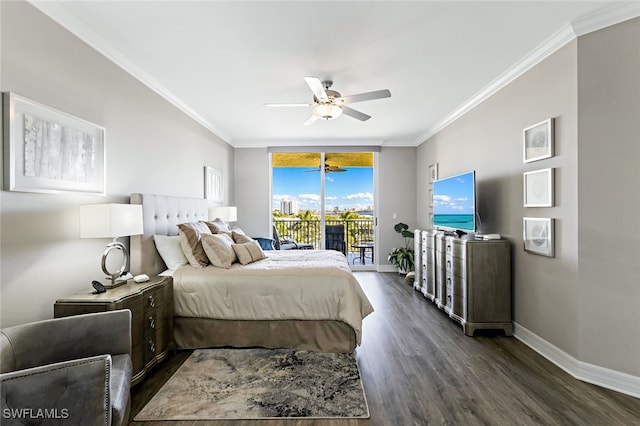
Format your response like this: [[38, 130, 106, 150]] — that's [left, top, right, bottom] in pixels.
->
[[122, 300, 144, 345], [447, 272, 465, 297], [143, 287, 163, 312], [445, 239, 465, 259], [450, 295, 466, 322]]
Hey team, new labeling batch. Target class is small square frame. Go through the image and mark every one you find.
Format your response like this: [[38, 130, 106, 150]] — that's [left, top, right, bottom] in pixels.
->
[[524, 168, 554, 207], [523, 118, 554, 163], [428, 163, 439, 183], [523, 217, 554, 257]]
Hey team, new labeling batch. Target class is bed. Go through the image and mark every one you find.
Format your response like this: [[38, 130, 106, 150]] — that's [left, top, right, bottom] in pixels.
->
[[129, 193, 374, 353]]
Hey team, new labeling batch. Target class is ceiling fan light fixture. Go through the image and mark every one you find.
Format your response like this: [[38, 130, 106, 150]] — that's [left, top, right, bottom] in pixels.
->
[[312, 103, 342, 120]]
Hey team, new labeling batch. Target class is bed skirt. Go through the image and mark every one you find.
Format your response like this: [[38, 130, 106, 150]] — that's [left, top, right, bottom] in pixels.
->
[[174, 317, 357, 353]]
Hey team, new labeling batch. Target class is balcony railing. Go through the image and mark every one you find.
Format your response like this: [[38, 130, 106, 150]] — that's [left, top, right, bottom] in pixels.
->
[[273, 218, 374, 260]]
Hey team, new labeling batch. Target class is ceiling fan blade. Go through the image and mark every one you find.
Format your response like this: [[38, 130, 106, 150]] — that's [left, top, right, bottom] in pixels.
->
[[328, 166, 347, 172], [303, 114, 318, 126], [342, 106, 371, 121], [337, 89, 391, 104], [304, 77, 328, 102], [264, 103, 312, 107]]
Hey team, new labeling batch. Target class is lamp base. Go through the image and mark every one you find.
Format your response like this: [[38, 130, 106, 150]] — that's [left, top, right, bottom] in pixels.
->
[[102, 279, 128, 289], [101, 241, 130, 288]]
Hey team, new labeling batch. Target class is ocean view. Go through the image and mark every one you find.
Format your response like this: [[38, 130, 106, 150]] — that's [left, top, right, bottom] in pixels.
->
[[433, 214, 475, 231]]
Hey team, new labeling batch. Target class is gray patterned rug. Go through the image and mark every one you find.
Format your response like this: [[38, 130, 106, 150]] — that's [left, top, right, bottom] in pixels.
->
[[134, 348, 369, 422]]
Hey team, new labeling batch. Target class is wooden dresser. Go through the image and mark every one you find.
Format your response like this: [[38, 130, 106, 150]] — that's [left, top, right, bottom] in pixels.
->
[[416, 231, 512, 336], [54, 276, 173, 386]]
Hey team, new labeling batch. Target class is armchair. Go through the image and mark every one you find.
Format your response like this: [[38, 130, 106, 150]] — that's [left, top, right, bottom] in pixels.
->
[[325, 225, 347, 255], [0, 310, 133, 426], [272, 225, 313, 250]]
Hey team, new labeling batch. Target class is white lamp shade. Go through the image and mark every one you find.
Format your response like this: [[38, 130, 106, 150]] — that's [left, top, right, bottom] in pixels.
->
[[313, 103, 342, 120], [80, 204, 144, 238], [209, 206, 237, 223]]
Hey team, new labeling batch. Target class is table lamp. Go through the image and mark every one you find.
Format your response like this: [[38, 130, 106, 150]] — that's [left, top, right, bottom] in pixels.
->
[[80, 204, 143, 288], [209, 206, 237, 227]]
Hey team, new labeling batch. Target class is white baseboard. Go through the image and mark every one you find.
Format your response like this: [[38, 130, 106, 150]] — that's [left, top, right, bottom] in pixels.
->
[[513, 322, 640, 399]]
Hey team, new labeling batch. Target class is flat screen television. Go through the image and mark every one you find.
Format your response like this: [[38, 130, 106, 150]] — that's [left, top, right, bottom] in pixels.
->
[[432, 170, 476, 233]]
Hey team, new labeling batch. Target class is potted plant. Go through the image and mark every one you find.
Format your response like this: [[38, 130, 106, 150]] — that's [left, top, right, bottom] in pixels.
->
[[387, 222, 415, 274]]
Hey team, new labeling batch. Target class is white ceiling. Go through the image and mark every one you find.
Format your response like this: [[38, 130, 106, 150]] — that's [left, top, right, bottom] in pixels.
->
[[31, 1, 638, 148]]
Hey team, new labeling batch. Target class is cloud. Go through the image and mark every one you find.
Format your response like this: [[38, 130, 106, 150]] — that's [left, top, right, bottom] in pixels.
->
[[273, 194, 296, 202], [299, 193, 320, 205], [345, 192, 373, 201], [433, 194, 471, 211]]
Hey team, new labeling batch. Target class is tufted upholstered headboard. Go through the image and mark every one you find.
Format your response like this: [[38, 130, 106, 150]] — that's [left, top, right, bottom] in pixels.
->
[[130, 193, 209, 276]]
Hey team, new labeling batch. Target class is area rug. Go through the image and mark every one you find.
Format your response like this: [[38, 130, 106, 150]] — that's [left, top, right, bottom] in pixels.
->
[[134, 348, 369, 422]]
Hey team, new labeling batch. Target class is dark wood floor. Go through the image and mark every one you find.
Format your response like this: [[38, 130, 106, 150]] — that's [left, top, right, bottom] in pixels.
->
[[130, 272, 640, 425]]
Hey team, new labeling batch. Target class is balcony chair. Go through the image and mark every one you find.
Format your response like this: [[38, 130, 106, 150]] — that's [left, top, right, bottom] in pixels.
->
[[0, 310, 133, 426], [272, 225, 314, 250], [325, 224, 347, 255]]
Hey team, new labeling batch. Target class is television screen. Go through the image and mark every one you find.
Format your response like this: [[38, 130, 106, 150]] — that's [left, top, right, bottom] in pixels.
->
[[432, 170, 476, 233]]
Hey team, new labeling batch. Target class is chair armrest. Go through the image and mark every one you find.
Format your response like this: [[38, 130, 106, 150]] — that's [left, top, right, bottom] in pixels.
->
[[1, 310, 131, 372], [1, 355, 112, 426]]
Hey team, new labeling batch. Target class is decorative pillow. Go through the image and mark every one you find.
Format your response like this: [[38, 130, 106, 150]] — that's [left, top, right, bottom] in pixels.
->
[[153, 234, 188, 270], [201, 233, 237, 268], [231, 227, 253, 244], [232, 241, 267, 265], [177, 221, 212, 268], [205, 218, 232, 236]]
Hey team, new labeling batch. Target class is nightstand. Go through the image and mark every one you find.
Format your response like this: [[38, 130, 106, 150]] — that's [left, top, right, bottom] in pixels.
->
[[54, 275, 173, 386]]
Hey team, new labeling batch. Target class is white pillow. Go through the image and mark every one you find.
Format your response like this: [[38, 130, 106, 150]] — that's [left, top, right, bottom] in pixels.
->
[[154, 235, 188, 270]]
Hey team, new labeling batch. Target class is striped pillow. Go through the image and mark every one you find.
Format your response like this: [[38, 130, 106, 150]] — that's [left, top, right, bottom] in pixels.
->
[[201, 233, 237, 268], [232, 241, 267, 265], [177, 221, 212, 268]]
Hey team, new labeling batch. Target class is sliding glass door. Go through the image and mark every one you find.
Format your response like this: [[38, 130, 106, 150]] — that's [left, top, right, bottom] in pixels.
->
[[271, 151, 376, 269]]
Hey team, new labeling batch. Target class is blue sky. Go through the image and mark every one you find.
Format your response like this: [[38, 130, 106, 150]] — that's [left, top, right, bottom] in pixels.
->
[[273, 167, 373, 212], [432, 171, 475, 214]]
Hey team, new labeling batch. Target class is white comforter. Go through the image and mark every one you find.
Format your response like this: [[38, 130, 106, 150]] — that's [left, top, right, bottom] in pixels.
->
[[172, 249, 374, 344]]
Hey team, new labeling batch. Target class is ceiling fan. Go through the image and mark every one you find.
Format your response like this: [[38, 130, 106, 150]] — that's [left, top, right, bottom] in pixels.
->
[[265, 77, 391, 126], [306, 162, 347, 173]]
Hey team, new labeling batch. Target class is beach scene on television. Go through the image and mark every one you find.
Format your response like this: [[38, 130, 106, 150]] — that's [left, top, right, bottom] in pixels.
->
[[433, 171, 475, 232]]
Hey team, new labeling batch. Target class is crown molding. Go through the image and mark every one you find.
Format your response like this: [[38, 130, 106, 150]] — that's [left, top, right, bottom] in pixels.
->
[[572, 0, 640, 36], [27, 1, 232, 145], [413, 1, 640, 147], [413, 23, 576, 146]]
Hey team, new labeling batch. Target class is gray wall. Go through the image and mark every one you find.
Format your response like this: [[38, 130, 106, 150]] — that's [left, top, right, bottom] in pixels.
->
[[577, 18, 640, 375], [234, 147, 417, 268], [0, 1, 233, 327], [233, 148, 271, 238], [417, 18, 639, 377]]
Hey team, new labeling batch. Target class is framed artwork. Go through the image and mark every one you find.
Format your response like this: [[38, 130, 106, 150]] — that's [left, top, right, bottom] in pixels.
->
[[3, 92, 106, 195], [524, 168, 554, 207], [523, 118, 554, 163], [428, 163, 439, 183], [204, 166, 223, 202], [523, 217, 554, 257]]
